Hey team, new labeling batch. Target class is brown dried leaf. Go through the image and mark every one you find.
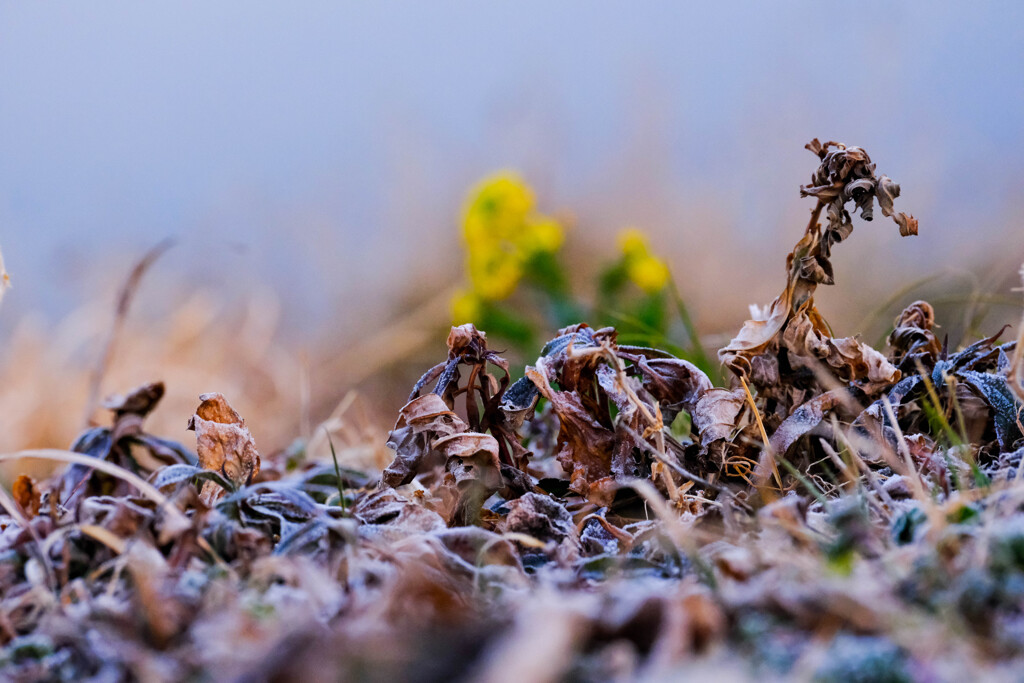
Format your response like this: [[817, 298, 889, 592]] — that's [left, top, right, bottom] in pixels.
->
[[876, 175, 918, 236], [692, 388, 746, 446], [12, 475, 41, 518], [888, 300, 941, 368], [718, 296, 791, 377], [187, 393, 260, 505], [533, 324, 618, 394], [497, 492, 578, 549], [446, 323, 491, 361], [526, 364, 618, 506], [434, 432, 504, 525], [352, 488, 447, 533], [103, 381, 166, 442], [79, 495, 155, 538], [768, 390, 844, 456], [633, 357, 713, 419], [383, 394, 468, 487], [102, 381, 165, 417], [783, 313, 900, 392]]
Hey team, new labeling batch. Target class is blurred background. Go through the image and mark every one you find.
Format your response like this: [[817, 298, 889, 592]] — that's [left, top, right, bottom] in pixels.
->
[[1, 1, 1022, 460]]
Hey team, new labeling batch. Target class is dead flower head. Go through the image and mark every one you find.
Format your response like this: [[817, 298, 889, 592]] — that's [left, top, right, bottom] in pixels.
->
[[801, 139, 918, 252]]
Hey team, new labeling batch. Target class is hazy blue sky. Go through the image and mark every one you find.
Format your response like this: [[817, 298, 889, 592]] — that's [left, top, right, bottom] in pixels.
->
[[2, 1, 1022, 336]]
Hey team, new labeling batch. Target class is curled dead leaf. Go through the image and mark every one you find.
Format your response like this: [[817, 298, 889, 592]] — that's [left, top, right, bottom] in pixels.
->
[[435, 432, 504, 525], [103, 381, 166, 442], [782, 312, 900, 392], [631, 356, 713, 420], [383, 394, 468, 488], [888, 300, 941, 369], [102, 381, 165, 418], [187, 393, 260, 505], [768, 390, 845, 457], [693, 388, 746, 446]]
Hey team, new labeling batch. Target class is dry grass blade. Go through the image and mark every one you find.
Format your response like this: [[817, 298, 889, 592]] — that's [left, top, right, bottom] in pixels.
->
[[740, 376, 782, 494], [77, 524, 128, 555], [82, 239, 174, 427], [0, 449, 190, 538]]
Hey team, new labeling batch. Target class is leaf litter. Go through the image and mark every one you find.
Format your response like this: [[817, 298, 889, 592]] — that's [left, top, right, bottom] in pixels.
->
[[2, 142, 1024, 682]]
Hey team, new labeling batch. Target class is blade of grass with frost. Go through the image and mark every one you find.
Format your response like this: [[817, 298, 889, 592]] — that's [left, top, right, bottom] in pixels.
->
[[326, 430, 347, 513]]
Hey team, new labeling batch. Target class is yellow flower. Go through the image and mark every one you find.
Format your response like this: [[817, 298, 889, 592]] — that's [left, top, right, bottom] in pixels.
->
[[617, 228, 651, 259], [463, 172, 535, 245], [518, 217, 564, 256], [459, 171, 565, 301], [617, 227, 671, 293], [627, 255, 670, 293], [451, 289, 483, 324], [467, 243, 522, 301]]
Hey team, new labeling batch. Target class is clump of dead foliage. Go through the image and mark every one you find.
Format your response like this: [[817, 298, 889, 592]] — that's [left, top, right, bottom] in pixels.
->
[[3, 141, 1024, 682]]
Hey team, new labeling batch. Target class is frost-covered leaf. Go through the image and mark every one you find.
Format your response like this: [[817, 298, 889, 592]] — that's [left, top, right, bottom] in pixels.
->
[[187, 393, 261, 505]]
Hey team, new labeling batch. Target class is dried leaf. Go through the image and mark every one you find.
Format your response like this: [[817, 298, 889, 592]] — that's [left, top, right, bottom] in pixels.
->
[[353, 488, 447, 533], [12, 475, 40, 518], [888, 300, 941, 369], [632, 356, 713, 420], [693, 389, 746, 445], [383, 394, 467, 487], [187, 393, 261, 505], [718, 294, 791, 377], [769, 390, 845, 456], [783, 313, 901, 392], [104, 381, 166, 443], [434, 432, 504, 525], [150, 463, 235, 494], [500, 377, 541, 431], [876, 175, 918, 236], [957, 370, 1024, 452], [526, 364, 618, 506], [497, 492, 578, 549]]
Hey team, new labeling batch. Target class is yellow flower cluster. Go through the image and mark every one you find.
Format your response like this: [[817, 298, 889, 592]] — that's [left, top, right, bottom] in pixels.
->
[[617, 228, 670, 293], [453, 172, 564, 322]]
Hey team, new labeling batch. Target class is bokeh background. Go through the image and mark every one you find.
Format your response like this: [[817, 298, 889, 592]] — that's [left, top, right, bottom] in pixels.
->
[[1, 1, 1023, 459]]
